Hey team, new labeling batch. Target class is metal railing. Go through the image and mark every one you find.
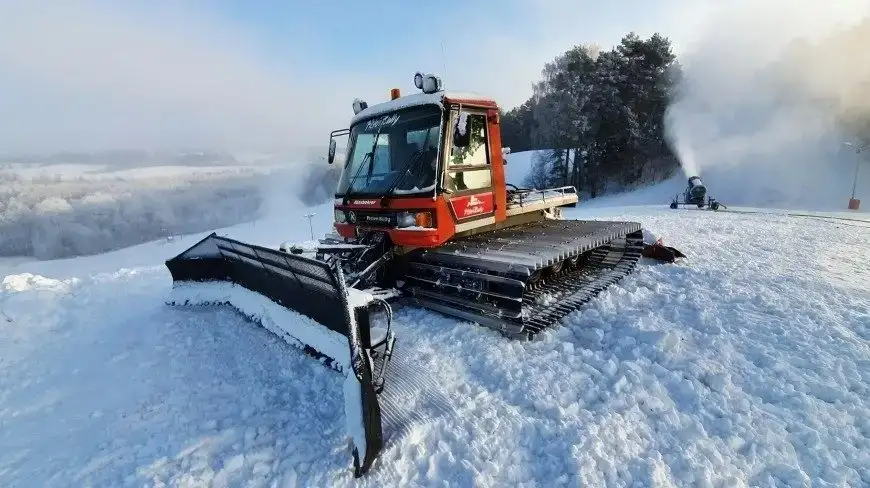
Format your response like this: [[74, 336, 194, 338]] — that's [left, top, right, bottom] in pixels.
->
[[507, 185, 577, 207]]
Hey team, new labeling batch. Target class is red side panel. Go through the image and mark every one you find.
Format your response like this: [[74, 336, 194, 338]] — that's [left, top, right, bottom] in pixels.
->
[[486, 109, 507, 222], [448, 192, 495, 221]]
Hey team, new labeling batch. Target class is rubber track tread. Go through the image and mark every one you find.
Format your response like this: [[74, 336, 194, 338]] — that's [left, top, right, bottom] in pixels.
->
[[401, 220, 644, 338]]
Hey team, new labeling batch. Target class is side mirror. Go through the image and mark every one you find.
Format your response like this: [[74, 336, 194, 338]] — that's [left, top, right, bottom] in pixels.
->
[[328, 139, 337, 164], [453, 114, 470, 148]]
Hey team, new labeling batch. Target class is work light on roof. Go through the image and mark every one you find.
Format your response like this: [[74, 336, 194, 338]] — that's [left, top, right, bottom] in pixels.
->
[[352, 98, 368, 115], [414, 72, 442, 94]]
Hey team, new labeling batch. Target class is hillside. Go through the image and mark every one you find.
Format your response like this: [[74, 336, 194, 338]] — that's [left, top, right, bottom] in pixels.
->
[[0, 153, 333, 261], [1, 177, 868, 486], [504, 149, 870, 213]]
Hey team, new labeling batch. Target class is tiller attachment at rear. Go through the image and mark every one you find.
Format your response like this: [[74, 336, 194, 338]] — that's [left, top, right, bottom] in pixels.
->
[[164, 232, 395, 477]]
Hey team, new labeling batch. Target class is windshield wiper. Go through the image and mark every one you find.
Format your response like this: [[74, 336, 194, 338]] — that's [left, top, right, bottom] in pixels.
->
[[381, 127, 434, 205], [341, 152, 370, 205], [381, 149, 424, 206], [343, 128, 382, 204]]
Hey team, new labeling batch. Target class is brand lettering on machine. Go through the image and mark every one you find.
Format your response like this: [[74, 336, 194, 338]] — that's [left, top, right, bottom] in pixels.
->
[[450, 192, 493, 220], [365, 114, 400, 131], [462, 194, 484, 217], [351, 200, 379, 206], [365, 215, 391, 223]]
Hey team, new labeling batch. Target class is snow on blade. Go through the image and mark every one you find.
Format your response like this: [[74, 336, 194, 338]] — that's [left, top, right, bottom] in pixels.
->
[[343, 366, 368, 469], [167, 281, 352, 371], [335, 263, 372, 469]]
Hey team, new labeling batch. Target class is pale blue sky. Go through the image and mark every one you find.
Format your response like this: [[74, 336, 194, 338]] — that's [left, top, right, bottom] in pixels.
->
[[0, 0, 864, 154], [195, 0, 694, 76]]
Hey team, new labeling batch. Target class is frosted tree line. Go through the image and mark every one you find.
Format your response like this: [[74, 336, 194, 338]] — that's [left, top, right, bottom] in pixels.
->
[[500, 32, 682, 197], [501, 26, 870, 198]]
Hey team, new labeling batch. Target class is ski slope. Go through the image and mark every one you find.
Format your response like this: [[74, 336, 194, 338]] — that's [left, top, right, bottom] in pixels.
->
[[2, 188, 870, 487], [503, 148, 870, 215]]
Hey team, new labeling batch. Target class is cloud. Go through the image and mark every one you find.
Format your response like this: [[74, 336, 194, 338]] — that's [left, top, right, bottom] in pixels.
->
[[0, 0, 727, 155], [0, 0, 365, 154], [0, 0, 717, 156], [6, 0, 858, 157]]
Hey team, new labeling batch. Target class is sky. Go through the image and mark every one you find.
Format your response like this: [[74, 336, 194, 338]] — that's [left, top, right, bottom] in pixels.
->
[[0, 0, 866, 156]]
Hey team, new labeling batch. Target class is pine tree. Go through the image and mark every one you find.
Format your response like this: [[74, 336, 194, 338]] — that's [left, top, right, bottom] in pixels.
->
[[500, 31, 681, 196]]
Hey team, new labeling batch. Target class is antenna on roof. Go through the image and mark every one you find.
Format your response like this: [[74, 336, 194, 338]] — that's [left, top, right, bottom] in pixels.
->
[[440, 40, 448, 86]]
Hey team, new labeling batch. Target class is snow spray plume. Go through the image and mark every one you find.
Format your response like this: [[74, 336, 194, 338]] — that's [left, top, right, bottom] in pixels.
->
[[664, 2, 870, 210]]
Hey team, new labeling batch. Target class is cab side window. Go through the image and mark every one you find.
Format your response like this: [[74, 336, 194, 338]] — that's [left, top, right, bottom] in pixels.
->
[[444, 111, 492, 192]]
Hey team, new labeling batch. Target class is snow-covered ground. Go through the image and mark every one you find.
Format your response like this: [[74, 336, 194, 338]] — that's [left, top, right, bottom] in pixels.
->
[[0, 157, 325, 261], [502, 149, 870, 215], [2, 181, 868, 486]]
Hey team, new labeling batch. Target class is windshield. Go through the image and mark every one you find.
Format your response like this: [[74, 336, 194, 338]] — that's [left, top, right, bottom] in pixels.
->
[[336, 105, 443, 197]]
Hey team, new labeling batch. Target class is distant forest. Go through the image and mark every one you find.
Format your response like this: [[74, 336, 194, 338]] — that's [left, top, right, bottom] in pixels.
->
[[499, 26, 870, 197]]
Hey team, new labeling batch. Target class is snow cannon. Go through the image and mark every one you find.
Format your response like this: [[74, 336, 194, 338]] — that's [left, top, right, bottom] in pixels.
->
[[670, 175, 724, 211], [687, 176, 706, 204]]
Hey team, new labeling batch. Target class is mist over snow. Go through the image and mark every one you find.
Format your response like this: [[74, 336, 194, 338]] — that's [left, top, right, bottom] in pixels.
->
[[664, 1, 870, 210], [0, 152, 339, 260], [0, 0, 370, 260]]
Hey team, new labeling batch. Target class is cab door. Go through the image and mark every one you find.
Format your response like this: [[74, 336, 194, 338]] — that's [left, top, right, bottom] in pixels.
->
[[442, 108, 497, 232]]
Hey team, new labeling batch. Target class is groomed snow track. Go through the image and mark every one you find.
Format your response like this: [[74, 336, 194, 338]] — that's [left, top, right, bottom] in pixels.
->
[[160, 219, 646, 477], [401, 220, 645, 338]]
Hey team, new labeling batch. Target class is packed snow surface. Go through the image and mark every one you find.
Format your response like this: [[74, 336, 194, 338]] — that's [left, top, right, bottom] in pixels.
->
[[167, 282, 353, 372], [2, 198, 869, 486], [501, 149, 870, 215]]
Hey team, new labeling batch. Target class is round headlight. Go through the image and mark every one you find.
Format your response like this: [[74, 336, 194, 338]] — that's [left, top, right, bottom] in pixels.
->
[[334, 209, 346, 223], [396, 211, 415, 228], [347, 211, 357, 223], [422, 74, 442, 94]]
